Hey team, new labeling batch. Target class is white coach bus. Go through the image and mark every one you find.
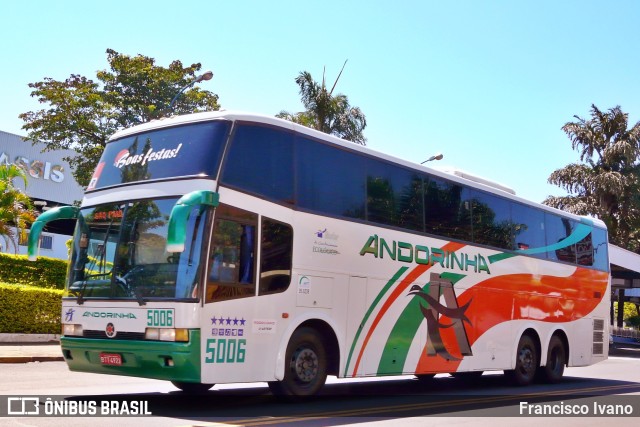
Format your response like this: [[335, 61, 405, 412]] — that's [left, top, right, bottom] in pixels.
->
[[29, 111, 610, 396]]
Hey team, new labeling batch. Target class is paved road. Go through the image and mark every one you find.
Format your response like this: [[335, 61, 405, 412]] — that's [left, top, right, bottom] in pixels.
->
[[0, 348, 639, 426]]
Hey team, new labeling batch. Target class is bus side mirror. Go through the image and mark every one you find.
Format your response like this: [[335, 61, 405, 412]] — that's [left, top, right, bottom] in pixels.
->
[[28, 206, 79, 261], [166, 191, 219, 253]]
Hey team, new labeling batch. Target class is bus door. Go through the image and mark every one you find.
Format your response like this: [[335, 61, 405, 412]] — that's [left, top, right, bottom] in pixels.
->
[[200, 204, 258, 384]]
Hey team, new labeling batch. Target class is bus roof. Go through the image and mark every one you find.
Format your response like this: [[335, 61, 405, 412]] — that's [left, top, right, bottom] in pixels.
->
[[108, 111, 606, 229]]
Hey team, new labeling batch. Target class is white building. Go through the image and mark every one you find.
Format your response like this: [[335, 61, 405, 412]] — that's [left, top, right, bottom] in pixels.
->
[[0, 130, 84, 259]]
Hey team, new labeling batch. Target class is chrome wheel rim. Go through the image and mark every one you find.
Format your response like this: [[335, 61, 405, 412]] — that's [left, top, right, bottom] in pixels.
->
[[292, 348, 318, 383]]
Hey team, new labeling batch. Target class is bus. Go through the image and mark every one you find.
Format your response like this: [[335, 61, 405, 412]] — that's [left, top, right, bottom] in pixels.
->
[[28, 111, 610, 396]]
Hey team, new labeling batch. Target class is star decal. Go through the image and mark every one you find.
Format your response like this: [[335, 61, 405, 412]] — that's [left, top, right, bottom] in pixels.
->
[[211, 315, 247, 327]]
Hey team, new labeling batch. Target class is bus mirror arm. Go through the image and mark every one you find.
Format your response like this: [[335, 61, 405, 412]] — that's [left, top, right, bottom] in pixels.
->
[[166, 191, 219, 253], [27, 206, 79, 261]]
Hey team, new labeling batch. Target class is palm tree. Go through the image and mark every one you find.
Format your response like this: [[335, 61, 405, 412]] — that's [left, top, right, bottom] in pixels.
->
[[277, 61, 367, 145], [0, 164, 36, 253], [544, 104, 640, 252]]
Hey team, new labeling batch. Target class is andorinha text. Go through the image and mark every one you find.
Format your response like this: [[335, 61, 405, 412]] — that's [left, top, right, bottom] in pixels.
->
[[82, 312, 137, 319], [359, 235, 491, 274]]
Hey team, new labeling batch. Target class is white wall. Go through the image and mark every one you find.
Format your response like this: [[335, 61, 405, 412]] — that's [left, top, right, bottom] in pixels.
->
[[1, 130, 83, 261], [0, 130, 84, 204], [0, 226, 70, 261]]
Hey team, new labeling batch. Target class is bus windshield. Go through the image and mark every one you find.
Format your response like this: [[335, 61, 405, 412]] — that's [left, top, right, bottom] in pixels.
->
[[87, 120, 231, 190], [66, 197, 208, 303]]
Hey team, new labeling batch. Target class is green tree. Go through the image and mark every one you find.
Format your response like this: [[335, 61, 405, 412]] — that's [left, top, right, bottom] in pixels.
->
[[544, 104, 640, 252], [277, 62, 367, 145], [0, 164, 35, 253], [20, 49, 220, 187]]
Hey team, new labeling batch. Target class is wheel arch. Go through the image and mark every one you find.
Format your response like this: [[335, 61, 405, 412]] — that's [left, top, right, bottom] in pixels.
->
[[274, 314, 341, 380], [548, 329, 569, 367]]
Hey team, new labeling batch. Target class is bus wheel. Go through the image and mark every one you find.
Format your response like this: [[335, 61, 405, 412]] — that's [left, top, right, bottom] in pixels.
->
[[539, 336, 565, 384], [505, 334, 538, 386], [171, 381, 214, 393], [268, 327, 327, 397]]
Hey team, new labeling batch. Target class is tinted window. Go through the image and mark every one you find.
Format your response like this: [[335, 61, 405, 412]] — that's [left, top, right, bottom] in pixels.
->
[[90, 121, 230, 190], [222, 124, 294, 204], [569, 224, 608, 271], [260, 218, 293, 295], [366, 159, 423, 231], [511, 203, 546, 257], [297, 137, 366, 219], [206, 204, 258, 302], [424, 177, 471, 241], [469, 190, 512, 249], [588, 227, 609, 271], [545, 214, 577, 263]]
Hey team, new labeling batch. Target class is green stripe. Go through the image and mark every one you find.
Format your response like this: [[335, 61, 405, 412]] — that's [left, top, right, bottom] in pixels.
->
[[343, 267, 408, 377], [377, 272, 466, 375], [488, 222, 593, 264], [376, 294, 424, 374]]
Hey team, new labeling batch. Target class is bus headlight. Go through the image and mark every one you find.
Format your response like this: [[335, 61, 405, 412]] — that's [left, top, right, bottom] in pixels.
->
[[62, 324, 83, 337], [145, 328, 189, 342]]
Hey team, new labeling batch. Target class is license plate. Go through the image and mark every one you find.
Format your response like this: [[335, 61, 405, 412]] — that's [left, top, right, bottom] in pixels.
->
[[99, 353, 122, 366]]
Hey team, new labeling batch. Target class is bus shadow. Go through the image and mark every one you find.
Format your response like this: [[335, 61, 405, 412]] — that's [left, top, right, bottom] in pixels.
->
[[610, 345, 640, 358], [68, 374, 640, 422]]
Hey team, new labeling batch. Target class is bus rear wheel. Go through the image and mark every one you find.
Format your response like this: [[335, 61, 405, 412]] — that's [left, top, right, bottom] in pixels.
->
[[171, 381, 214, 393], [505, 334, 538, 386], [539, 335, 565, 383], [268, 327, 327, 397]]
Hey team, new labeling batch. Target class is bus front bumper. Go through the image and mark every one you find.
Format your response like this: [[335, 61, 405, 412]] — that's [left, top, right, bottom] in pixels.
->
[[60, 329, 201, 383]]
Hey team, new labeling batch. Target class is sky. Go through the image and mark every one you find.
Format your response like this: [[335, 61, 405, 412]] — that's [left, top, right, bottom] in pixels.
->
[[1, 0, 639, 204]]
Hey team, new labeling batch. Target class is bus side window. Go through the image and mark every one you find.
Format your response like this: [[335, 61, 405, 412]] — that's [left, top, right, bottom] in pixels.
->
[[545, 214, 577, 264], [511, 203, 545, 256], [259, 218, 293, 295], [206, 205, 257, 303]]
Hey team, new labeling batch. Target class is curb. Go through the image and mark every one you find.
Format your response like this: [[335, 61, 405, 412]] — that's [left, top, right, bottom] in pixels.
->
[[0, 356, 65, 363], [0, 333, 60, 343]]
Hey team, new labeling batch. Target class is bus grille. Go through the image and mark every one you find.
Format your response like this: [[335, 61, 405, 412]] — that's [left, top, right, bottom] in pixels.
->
[[81, 330, 146, 340], [593, 319, 605, 331], [592, 343, 604, 354], [592, 318, 605, 355]]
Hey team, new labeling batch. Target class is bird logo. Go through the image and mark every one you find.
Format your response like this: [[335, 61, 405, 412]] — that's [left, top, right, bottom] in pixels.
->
[[407, 273, 472, 361]]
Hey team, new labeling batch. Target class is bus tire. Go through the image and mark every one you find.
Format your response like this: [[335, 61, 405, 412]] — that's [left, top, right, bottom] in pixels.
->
[[171, 381, 214, 393], [539, 335, 565, 384], [268, 327, 327, 398], [505, 334, 538, 386]]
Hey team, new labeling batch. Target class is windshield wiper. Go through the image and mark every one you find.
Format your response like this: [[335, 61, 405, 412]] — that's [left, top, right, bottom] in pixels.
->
[[116, 274, 146, 306], [76, 280, 88, 305]]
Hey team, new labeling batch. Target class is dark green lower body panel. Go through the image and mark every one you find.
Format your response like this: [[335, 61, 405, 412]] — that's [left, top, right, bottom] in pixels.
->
[[61, 330, 201, 383]]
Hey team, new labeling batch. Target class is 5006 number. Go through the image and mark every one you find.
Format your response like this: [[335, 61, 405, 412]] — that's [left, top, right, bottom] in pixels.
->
[[146, 309, 173, 327], [205, 339, 246, 364]]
